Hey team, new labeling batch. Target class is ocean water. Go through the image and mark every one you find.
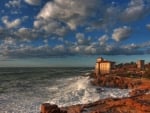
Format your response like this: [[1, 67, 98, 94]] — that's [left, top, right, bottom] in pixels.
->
[[0, 67, 130, 113]]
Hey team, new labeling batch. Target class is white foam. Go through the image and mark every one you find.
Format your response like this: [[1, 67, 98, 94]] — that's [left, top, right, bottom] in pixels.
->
[[47, 76, 130, 107], [1, 76, 131, 112]]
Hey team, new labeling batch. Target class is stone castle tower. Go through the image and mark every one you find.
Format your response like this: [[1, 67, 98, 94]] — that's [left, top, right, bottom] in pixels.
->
[[137, 60, 145, 70], [95, 57, 114, 77]]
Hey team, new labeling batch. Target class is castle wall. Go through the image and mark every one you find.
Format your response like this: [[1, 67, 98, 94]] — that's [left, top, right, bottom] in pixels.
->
[[95, 58, 113, 77], [137, 60, 145, 70], [100, 62, 111, 74]]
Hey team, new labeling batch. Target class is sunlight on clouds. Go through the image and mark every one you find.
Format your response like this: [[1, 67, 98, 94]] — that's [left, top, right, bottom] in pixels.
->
[[0, 0, 150, 66], [24, 0, 41, 5]]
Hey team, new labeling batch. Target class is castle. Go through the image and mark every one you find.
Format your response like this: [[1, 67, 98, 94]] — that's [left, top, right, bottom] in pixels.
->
[[137, 60, 145, 70], [95, 57, 114, 77], [95, 57, 145, 78]]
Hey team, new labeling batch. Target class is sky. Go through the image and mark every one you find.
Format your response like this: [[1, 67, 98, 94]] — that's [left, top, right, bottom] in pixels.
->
[[0, 0, 150, 67]]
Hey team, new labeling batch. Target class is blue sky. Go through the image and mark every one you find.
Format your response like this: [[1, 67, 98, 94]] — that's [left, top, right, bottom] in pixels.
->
[[0, 0, 150, 67]]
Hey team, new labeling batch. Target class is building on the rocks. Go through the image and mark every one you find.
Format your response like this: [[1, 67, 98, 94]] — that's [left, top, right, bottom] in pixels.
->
[[137, 60, 145, 70], [95, 57, 115, 77]]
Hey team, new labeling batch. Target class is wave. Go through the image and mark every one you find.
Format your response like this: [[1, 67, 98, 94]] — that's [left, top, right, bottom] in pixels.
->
[[0, 68, 130, 112], [47, 76, 130, 107]]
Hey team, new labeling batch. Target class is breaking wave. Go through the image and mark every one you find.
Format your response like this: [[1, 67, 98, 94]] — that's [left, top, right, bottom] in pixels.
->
[[47, 76, 130, 107], [0, 68, 131, 112]]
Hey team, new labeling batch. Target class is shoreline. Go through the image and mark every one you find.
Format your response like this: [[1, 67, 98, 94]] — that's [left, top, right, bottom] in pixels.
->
[[40, 74, 150, 113]]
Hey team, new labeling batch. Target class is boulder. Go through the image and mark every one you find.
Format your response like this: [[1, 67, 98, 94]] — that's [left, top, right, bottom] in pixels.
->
[[40, 103, 67, 113]]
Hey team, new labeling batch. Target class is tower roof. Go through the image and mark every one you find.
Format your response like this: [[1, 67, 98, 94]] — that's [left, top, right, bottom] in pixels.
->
[[96, 57, 104, 62]]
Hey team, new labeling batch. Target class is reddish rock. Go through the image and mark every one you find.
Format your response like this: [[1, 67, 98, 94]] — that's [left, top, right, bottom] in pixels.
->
[[40, 103, 67, 113], [41, 76, 150, 113], [91, 75, 143, 89], [66, 105, 83, 113], [130, 88, 149, 97]]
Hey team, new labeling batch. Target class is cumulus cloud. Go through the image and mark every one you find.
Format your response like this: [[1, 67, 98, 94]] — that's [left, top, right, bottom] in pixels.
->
[[146, 24, 150, 30], [34, 19, 68, 36], [112, 26, 132, 42], [24, 0, 41, 5], [0, 37, 17, 56], [98, 35, 109, 46], [1, 0, 150, 58], [5, 0, 22, 14], [5, 0, 21, 8], [121, 0, 150, 22], [69, 44, 96, 55], [33, 0, 150, 39], [1, 38, 150, 58], [15, 27, 38, 41], [75, 33, 91, 45], [3, 37, 16, 45], [0, 27, 6, 35], [35, 0, 101, 32], [2, 16, 21, 29], [0, 44, 67, 58]]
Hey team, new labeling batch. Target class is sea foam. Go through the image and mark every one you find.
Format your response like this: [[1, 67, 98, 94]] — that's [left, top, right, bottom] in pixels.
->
[[0, 69, 131, 113], [47, 76, 130, 107]]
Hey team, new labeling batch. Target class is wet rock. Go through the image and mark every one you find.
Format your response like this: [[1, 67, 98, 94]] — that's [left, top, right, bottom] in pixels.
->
[[92, 75, 142, 89], [40, 103, 67, 113], [40, 76, 150, 113], [130, 88, 150, 97]]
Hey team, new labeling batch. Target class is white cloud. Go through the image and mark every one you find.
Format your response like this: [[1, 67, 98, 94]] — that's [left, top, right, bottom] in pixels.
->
[[3, 37, 16, 45], [53, 45, 65, 53], [0, 37, 17, 55], [5, 0, 22, 14], [112, 26, 132, 42], [5, 0, 21, 8], [121, 0, 149, 22], [34, 0, 150, 38], [2, 16, 21, 29], [123, 43, 138, 50], [98, 35, 109, 46], [24, 0, 41, 5], [34, 19, 68, 36], [15, 27, 38, 41], [43, 39, 48, 44], [0, 27, 4, 34], [36, 0, 101, 30], [22, 16, 29, 21], [146, 24, 150, 30], [84, 45, 96, 54], [1, 0, 150, 58], [0, 37, 150, 58], [76, 33, 91, 45]]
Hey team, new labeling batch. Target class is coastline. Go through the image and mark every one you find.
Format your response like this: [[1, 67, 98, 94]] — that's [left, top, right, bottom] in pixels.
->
[[40, 73, 150, 113]]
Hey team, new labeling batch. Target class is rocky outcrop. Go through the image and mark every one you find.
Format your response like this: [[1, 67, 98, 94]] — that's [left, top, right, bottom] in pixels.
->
[[40, 103, 67, 113], [63, 90, 150, 113], [91, 75, 142, 89], [40, 76, 150, 113], [41, 93, 150, 113], [130, 88, 150, 97]]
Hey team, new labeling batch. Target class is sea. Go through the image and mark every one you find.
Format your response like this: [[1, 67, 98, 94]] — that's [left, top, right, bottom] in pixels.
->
[[0, 67, 130, 113]]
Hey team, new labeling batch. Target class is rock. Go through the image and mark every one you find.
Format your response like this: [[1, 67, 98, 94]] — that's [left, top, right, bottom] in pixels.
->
[[40, 103, 67, 113], [92, 75, 143, 89], [40, 75, 150, 113], [66, 105, 83, 113], [130, 88, 149, 97]]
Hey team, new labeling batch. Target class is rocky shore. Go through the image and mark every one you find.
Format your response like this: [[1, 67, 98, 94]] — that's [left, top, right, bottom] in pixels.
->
[[40, 75, 150, 113]]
